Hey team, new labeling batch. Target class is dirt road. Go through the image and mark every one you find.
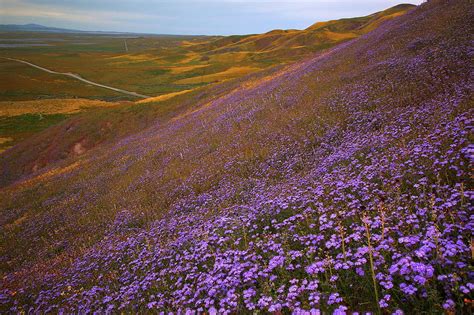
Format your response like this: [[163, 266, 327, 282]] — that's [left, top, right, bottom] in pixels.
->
[[3, 57, 151, 99]]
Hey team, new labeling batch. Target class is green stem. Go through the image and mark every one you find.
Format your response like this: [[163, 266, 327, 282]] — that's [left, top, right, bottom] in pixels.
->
[[364, 216, 381, 314]]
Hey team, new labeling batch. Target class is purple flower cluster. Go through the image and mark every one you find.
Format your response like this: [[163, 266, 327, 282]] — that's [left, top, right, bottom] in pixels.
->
[[1, 0, 473, 314]]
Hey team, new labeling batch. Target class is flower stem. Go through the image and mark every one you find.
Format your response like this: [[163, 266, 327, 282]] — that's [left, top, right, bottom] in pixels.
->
[[363, 215, 381, 314]]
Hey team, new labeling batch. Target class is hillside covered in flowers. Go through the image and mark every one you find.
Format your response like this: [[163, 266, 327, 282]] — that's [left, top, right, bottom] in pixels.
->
[[1, 0, 473, 313]]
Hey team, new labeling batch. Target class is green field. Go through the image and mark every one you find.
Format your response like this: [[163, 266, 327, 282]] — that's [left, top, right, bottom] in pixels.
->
[[0, 32, 271, 101]]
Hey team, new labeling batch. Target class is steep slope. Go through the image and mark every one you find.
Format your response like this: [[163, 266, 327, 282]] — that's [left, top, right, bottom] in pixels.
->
[[1, 0, 473, 313]]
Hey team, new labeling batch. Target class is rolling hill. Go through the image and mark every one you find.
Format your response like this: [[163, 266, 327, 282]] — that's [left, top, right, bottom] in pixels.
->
[[190, 4, 416, 60], [0, 0, 473, 313]]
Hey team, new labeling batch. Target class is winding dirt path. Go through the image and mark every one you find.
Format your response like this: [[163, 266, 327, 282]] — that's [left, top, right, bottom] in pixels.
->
[[3, 57, 151, 99]]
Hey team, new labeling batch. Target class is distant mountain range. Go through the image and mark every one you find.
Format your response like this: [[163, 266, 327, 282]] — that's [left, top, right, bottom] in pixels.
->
[[0, 23, 144, 35]]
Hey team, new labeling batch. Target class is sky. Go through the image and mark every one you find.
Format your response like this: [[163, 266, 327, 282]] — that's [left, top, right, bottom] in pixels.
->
[[1, 0, 425, 35]]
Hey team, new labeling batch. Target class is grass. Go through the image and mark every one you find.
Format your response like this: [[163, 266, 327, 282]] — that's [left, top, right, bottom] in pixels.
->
[[0, 113, 70, 150], [0, 98, 121, 116], [0, 113, 69, 133], [0, 59, 122, 101], [0, 98, 123, 152], [174, 66, 261, 84], [137, 90, 194, 104]]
